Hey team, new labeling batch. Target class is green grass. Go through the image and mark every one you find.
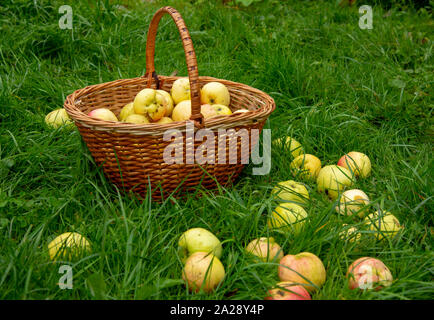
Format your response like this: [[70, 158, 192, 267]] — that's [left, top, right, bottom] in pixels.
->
[[0, 0, 433, 300]]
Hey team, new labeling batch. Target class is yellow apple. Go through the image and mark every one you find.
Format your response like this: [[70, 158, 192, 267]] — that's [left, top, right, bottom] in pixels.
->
[[48, 232, 91, 261], [157, 89, 174, 117], [172, 100, 192, 122], [119, 102, 135, 121], [178, 228, 223, 263], [124, 114, 150, 124], [290, 154, 322, 181], [88, 108, 118, 122], [200, 82, 230, 107], [45, 108, 73, 128], [273, 137, 304, 158], [156, 116, 173, 124], [268, 203, 308, 235], [338, 151, 372, 178], [182, 252, 225, 293], [171, 78, 190, 105], [336, 189, 370, 217], [339, 224, 361, 242], [271, 180, 309, 205], [245, 237, 284, 262], [365, 211, 403, 241], [233, 108, 249, 114], [133, 88, 167, 122], [316, 165, 354, 200]]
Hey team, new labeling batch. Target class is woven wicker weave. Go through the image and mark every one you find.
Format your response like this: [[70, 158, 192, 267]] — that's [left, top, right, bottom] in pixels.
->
[[64, 6, 275, 201]]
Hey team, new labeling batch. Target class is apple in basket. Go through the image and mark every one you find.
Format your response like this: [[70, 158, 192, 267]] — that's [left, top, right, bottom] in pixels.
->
[[88, 108, 118, 122], [171, 78, 191, 105], [200, 82, 230, 107], [156, 117, 174, 124], [45, 108, 73, 128], [182, 252, 225, 293], [172, 100, 192, 122], [124, 114, 150, 124], [157, 89, 174, 117], [200, 104, 232, 119], [133, 88, 167, 122], [119, 102, 135, 122]]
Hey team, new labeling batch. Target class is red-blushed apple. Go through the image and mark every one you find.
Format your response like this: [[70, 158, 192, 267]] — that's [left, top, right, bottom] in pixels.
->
[[290, 154, 322, 181], [337, 151, 371, 178], [347, 257, 393, 290], [271, 180, 310, 205], [278, 252, 326, 293], [335, 189, 370, 218], [200, 82, 230, 106], [245, 237, 284, 262], [88, 108, 118, 122], [364, 210, 403, 241], [265, 281, 311, 300], [182, 252, 225, 293], [267, 203, 308, 235], [316, 165, 354, 200], [171, 78, 190, 105]]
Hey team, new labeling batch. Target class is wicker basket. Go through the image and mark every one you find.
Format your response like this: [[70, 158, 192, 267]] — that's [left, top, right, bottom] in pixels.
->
[[64, 6, 275, 201]]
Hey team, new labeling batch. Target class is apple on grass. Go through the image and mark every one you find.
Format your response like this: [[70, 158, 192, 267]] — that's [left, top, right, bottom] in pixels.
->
[[268, 203, 308, 235], [337, 151, 371, 178], [88, 108, 118, 122], [271, 180, 309, 205], [290, 154, 322, 181], [364, 211, 402, 241], [278, 252, 326, 293], [45, 108, 73, 128], [336, 189, 370, 218], [265, 281, 311, 300], [347, 257, 393, 290], [182, 252, 225, 293], [316, 165, 354, 200], [178, 228, 222, 263], [119, 102, 135, 122], [133, 88, 167, 122], [48, 232, 91, 261], [339, 224, 361, 242], [171, 78, 190, 105], [200, 82, 230, 107], [273, 137, 304, 158], [245, 237, 284, 262]]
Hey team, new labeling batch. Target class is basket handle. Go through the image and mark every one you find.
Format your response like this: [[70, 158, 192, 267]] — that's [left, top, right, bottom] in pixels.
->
[[145, 6, 203, 127]]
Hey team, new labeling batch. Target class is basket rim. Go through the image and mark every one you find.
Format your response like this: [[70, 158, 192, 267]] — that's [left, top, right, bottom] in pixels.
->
[[64, 75, 275, 136]]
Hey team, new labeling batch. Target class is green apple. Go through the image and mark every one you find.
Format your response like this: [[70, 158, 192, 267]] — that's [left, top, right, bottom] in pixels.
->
[[268, 202, 308, 235], [45, 108, 73, 128], [365, 211, 403, 241], [178, 228, 222, 263], [182, 252, 225, 293], [133, 88, 167, 122], [290, 154, 322, 181], [171, 78, 190, 105], [200, 82, 230, 107], [271, 180, 309, 205], [48, 232, 91, 261], [245, 237, 284, 262], [316, 165, 354, 200]]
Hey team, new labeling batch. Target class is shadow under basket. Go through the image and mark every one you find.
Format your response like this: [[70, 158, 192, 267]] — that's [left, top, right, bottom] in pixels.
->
[[63, 6, 275, 202]]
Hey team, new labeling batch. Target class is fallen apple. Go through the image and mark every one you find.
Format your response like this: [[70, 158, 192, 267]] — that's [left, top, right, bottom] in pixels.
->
[[124, 114, 150, 124], [337, 151, 371, 178], [290, 154, 322, 181], [133, 88, 167, 122], [48, 232, 91, 261], [273, 137, 304, 158], [245, 237, 284, 262], [88, 108, 118, 122], [182, 252, 225, 293], [171, 78, 190, 105], [265, 281, 311, 300], [171, 100, 192, 122], [365, 211, 403, 241], [45, 108, 73, 128], [316, 165, 354, 200], [339, 224, 361, 242], [267, 203, 308, 235], [200, 82, 230, 106], [278, 252, 326, 293], [347, 257, 393, 290], [335, 189, 370, 218], [271, 180, 309, 205], [119, 102, 135, 122], [178, 228, 223, 263], [157, 89, 174, 117]]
